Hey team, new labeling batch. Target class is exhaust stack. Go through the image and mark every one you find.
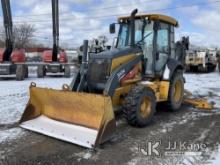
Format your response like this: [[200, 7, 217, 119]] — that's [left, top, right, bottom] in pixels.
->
[[130, 9, 138, 47]]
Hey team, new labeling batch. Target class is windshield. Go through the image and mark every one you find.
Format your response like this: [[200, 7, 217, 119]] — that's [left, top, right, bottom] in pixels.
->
[[117, 19, 154, 48]]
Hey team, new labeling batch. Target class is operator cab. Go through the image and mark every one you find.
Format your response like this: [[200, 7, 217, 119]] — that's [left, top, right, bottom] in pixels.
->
[[110, 14, 178, 78], [82, 11, 187, 94]]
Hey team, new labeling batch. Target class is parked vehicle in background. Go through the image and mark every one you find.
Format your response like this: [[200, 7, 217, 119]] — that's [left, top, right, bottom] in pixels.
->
[[37, 0, 70, 78], [185, 49, 217, 72], [185, 50, 196, 72], [77, 37, 111, 64], [0, 0, 28, 80]]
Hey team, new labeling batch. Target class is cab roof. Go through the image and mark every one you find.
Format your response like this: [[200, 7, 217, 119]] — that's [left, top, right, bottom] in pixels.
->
[[118, 14, 178, 27]]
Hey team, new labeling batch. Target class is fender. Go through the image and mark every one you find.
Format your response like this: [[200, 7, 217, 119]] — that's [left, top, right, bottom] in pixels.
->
[[104, 56, 142, 97], [164, 59, 184, 80]]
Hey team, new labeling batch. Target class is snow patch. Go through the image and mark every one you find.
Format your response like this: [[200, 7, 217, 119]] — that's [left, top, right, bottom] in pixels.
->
[[0, 75, 72, 143], [83, 152, 92, 159], [0, 128, 25, 143], [127, 158, 139, 165], [211, 145, 220, 165], [75, 150, 93, 161], [184, 72, 220, 97], [0, 76, 72, 125], [163, 65, 170, 80]]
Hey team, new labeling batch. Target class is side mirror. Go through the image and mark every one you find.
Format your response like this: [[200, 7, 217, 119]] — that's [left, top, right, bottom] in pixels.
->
[[109, 23, 116, 34]]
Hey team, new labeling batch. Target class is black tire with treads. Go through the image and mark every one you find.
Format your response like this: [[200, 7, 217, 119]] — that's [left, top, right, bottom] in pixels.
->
[[64, 65, 70, 78], [16, 65, 25, 81], [123, 86, 156, 127], [37, 65, 45, 78], [24, 65, 28, 78], [166, 70, 184, 111]]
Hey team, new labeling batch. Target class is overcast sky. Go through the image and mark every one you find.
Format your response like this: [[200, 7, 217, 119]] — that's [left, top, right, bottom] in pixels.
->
[[0, 0, 220, 48]]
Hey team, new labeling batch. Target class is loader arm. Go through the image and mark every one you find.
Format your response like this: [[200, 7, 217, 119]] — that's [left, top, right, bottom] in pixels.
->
[[1, 0, 13, 61], [51, 0, 59, 62]]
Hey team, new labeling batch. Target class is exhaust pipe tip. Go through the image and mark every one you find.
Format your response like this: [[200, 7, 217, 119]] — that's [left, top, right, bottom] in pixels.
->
[[131, 8, 138, 16]]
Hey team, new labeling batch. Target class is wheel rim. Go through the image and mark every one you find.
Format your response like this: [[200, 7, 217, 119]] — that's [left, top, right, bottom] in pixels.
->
[[140, 97, 152, 118], [173, 80, 182, 103]]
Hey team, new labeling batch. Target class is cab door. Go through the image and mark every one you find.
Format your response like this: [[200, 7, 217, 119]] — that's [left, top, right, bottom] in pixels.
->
[[155, 22, 170, 76]]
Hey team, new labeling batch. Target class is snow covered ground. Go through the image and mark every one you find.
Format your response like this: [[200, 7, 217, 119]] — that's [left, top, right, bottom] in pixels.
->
[[211, 146, 220, 165], [0, 71, 220, 164], [185, 72, 220, 108], [1, 72, 219, 126], [0, 73, 73, 143]]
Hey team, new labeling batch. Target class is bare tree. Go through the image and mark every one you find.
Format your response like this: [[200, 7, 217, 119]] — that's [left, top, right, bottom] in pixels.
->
[[13, 23, 36, 48]]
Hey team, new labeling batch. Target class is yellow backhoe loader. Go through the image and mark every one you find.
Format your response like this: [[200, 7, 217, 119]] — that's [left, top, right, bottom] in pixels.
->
[[19, 9, 213, 148]]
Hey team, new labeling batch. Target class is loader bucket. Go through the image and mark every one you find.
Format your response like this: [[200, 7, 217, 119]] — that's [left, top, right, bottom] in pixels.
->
[[20, 85, 116, 148]]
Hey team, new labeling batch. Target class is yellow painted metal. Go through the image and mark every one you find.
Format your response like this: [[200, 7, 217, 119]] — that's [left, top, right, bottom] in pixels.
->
[[20, 86, 116, 146], [184, 98, 214, 110], [158, 81, 170, 101], [173, 80, 182, 103], [183, 90, 214, 110], [112, 80, 169, 108], [143, 81, 170, 102], [112, 85, 133, 106], [111, 54, 137, 72], [118, 14, 178, 27], [140, 96, 152, 118]]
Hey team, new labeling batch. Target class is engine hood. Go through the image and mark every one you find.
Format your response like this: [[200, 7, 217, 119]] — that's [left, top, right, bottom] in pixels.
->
[[90, 46, 142, 59]]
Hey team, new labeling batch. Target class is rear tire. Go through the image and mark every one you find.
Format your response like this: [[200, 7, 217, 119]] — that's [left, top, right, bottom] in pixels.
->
[[64, 65, 70, 78], [209, 65, 216, 72], [37, 65, 45, 78], [123, 86, 156, 127], [16, 65, 25, 81], [198, 65, 204, 72], [166, 70, 184, 111]]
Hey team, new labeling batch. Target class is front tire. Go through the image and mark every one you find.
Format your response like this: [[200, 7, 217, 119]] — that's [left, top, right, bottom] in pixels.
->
[[166, 71, 184, 111], [123, 86, 156, 127]]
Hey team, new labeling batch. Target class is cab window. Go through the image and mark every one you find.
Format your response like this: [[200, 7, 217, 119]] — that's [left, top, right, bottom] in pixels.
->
[[157, 23, 169, 53]]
